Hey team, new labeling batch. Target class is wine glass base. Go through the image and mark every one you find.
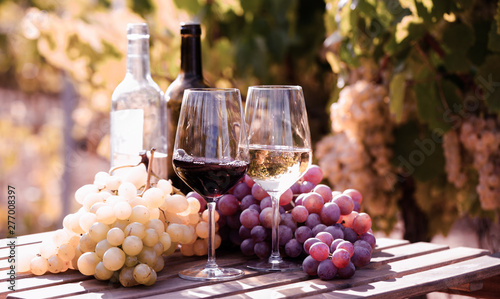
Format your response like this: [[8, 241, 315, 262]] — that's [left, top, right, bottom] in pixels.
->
[[247, 259, 302, 272], [179, 266, 244, 281]]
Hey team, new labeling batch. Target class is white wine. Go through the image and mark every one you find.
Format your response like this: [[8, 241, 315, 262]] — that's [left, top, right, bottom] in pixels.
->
[[247, 145, 311, 194]]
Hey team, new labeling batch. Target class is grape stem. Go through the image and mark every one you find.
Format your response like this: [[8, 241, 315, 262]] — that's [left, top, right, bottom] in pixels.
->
[[108, 148, 161, 181], [141, 147, 156, 195]]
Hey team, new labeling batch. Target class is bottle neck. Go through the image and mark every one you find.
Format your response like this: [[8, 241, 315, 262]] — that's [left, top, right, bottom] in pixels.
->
[[126, 37, 151, 80], [180, 34, 203, 77]]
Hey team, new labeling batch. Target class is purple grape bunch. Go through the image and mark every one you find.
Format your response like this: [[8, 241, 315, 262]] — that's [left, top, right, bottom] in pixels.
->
[[213, 164, 377, 280]]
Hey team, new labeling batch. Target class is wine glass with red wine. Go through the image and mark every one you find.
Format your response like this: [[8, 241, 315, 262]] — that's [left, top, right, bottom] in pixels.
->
[[172, 88, 249, 281], [244, 85, 312, 271]]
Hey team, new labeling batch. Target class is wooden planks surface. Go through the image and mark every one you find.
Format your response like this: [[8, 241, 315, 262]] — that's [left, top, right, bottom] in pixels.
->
[[1, 233, 499, 299]]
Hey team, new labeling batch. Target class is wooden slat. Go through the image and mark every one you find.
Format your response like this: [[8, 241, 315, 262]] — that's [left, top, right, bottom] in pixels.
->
[[317, 252, 500, 298], [439, 274, 500, 298], [0, 232, 52, 250], [0, 244, 42, 274], [449, 280, 483, 292], [5, 250, 252, 299], [4, 242, 448, 299], [2, 232, 499, 299], [0, 242, 42, 263], [0, 271, 33, 283], [218, 246, 486, 299], [66, 241, 454, 299], [367, 242, 449, 268], [0, 270, 93, 298], [372, 238, 408, 252]]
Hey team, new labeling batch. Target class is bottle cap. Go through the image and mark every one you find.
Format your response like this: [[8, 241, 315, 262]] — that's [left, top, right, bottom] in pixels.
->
[[180, 22, 201, 35], [127, 23, 149, 39]]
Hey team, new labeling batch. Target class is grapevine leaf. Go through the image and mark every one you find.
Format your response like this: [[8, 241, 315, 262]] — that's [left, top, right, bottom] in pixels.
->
[[325, 51, 341, 73], [131, 0, 154, 17], [496, 0, 500, 34], [455, 0, 473, 10], [487, 21, 500, 52], [392, 121, 446, 181], [382, 0, 412, 23], [339, 39, 360, 67], [477, 55, 500, 113], [389, 72, 406, 123], [240, 0, 263, 13], [356, 0, 377, 19], [338, 2, 353, 37], [414, 0, 465, 24], [172, 0, 201, 15], [442, 22, 474, 53], [467, 21, 490, 66], [443, 52, 470, 73], [432, 0, 461, 16], [414, 81, 452, 132], [266, 29, 288, 61], [414, 0, 434, 24], [385, 15, 426, 55], [216, 0, 243, 15], [441, 79, 462, 111]]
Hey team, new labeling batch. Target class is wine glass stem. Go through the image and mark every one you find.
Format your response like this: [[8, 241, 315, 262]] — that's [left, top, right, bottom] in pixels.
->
[[268, 195, 282, 264], [206, 201, 218, 269]]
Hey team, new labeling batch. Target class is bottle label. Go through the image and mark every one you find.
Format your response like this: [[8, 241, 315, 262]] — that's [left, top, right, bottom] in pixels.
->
[[111, 109, 144, 156]]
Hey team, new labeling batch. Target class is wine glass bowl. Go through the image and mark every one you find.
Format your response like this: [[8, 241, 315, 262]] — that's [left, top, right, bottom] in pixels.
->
[[245, 85, 312, 271], [173, 88, 249, 281]]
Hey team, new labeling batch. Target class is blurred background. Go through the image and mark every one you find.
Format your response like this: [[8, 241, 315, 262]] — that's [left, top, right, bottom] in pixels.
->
[[0, 0, 499, 252]]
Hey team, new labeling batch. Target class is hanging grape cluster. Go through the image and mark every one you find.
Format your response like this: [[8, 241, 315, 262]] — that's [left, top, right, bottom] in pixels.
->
[[316, 80, 400, 232], [443, 116, 500, 210]]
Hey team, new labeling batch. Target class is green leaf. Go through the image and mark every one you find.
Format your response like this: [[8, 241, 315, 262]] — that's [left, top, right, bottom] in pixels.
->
[[442, 22, 474, 53], [467, 21, 490, 66], [173, 0, 202, 15], [442, 52, 470, 73], [477, 55, 500, 113], [266, 29, 288, 61], [240, 0, 263, 13], [356, 0, 377, 18], [414, 81, 452, 132], [454, 0, 473, 10], [488, 21, 500, 52], [382, 0, 411, 23], [339, 39, 360, 67], [384, 15, 426, 55], [389, 72, 406, 123], [414, 0, 434, 24], [392, 121, 446, 181], [339, 1, 356, 37], [413, 0, 466, 24], [131, 0, 153, 17], [441, 79, 462, 110], [496, 0, 500, 34]]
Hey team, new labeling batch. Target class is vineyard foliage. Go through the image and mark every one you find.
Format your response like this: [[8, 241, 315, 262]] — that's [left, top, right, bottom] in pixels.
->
[[320, 0, 500, 237], [0, 0, 499, 240]]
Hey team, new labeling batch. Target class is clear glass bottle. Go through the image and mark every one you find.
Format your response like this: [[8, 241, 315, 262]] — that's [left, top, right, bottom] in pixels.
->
[[165, 22, 210, 191], [110, 23, 167, 179]]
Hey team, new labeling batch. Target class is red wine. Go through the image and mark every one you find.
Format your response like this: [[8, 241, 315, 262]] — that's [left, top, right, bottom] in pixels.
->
[[173, 159, 249, 201]]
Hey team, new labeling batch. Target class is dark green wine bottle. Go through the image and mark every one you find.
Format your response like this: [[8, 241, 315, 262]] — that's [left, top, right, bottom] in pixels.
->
[[165, 23, 210, 193]]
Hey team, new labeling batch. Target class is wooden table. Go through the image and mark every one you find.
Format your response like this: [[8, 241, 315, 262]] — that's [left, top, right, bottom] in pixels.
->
[[1, 232, 499, 298]]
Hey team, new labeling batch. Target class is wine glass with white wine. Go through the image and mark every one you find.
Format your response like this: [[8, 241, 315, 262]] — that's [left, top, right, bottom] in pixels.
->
[[244, 85, 312, 271]]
